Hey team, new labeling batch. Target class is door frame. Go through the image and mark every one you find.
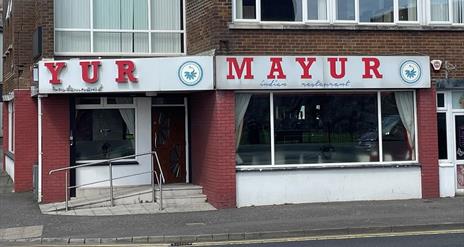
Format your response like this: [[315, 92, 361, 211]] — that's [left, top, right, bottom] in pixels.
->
[[152, 97, 189, 183], [452, 112, 464, 194]]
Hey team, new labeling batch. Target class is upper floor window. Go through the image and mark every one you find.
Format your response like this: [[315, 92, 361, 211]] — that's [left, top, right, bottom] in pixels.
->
[[54, 0, 184, 55], [234, 0, 464, 25]]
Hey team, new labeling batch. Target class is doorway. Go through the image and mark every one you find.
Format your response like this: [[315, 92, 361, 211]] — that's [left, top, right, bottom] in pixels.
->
[[152, 106, 187, 183]]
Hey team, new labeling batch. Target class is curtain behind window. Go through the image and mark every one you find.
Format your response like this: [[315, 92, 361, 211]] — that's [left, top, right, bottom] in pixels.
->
[[454, 0, 464, 23], [431, 0, 450, 21], [151, 0, 182, 53]]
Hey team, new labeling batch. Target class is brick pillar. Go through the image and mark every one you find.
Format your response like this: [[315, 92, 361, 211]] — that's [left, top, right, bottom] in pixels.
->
[[190, 91, 236, 208], [41, 95, 70, 203], [417, 87, 439, 198], [12, 90, 38, 192], [2, 102, 8, 173]]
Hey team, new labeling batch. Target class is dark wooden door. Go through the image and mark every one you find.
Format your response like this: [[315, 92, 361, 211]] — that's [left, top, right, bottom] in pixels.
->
[[152, 107, 186, 183]]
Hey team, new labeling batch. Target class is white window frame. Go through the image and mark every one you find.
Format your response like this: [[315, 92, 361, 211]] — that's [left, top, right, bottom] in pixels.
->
[[427, 0, 464, 25], [75, 97, 137, 163], [233, 0, 429, 25], [236, 90, 419, 170], [8, 101, 14, 153], [54, 0, 187, 56]]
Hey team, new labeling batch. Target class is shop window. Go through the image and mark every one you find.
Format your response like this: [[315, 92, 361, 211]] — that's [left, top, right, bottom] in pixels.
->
[[274, 93, 378, 164], [359, 0, 394, 23], [236, 91, 417, 168], [381, 92, 415, 161], [54, 0, 184, 55], [437, 113, 448, 160], [8, 102, 14, 153], [236, 94, 271, 166], [75, 97, 136, 161]]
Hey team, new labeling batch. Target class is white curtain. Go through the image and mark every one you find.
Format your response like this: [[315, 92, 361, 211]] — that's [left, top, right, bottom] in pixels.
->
[[454, 0, 464, 23], [55, 0, 91, 52], [236, 0, 244, 19], [151, 0, 182, 53], [431, 0, 450, 21], [93, 0, 148, 52], [395, 92, 415, 159], [115, 98, 136, 147], [235, 94, 252, 149], [308, 0, 327, 20]]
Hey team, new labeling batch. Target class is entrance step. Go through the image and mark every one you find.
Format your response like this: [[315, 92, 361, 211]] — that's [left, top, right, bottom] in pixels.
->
[[40, 184, 215, 213]]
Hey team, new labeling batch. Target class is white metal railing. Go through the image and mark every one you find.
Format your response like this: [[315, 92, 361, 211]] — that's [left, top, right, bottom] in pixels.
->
[[49, 151, 165, 211]]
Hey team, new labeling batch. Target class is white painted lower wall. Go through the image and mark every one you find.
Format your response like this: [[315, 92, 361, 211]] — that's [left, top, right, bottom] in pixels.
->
[[5, 156, 14, 181], [76, 97, 152, 187], [236, 167, 422, 207]]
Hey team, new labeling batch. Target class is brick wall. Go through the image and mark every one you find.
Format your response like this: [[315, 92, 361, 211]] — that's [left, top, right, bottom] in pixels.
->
[[11, 90, 38, 192], [190, 91, 236, 208], [417, 88, 440, 198], [41, 96, 70, 203]]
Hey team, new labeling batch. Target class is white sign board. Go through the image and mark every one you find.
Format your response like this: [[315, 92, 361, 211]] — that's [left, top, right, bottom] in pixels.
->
[[216, 56, 431, 89], [38, 56, 214, 94]]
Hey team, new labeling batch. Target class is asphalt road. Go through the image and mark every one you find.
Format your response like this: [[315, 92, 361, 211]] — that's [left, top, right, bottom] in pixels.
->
[[209, 233, 464, 247]]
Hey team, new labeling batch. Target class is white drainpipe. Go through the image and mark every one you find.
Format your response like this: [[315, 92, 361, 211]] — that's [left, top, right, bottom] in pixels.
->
[[38, 96, 43, 202]]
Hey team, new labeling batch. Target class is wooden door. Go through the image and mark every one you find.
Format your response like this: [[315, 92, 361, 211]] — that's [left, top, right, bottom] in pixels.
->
[[152, 107, 186, 183]]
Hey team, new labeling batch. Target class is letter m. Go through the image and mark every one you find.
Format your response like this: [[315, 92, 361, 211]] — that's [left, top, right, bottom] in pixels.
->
[[226, 57, 254, 79]]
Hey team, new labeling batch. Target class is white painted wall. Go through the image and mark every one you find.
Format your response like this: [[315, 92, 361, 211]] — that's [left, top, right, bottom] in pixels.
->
[[5, 156, 14, 181], [439, 161, 456, 197], [236, 167, 422, 207], [76, 97, 152, 187]]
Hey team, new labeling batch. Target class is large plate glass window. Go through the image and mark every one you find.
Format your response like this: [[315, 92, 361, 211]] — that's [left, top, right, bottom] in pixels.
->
[[236, 94, 271, 166], [54, 0, 184, 55], [75, 97, 136, 161], [273, 93, 379, 165]]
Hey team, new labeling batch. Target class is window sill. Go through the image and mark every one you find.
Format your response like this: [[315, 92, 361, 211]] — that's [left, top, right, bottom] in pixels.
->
[[229, 22, 464, 31], [236, 162, 420, 172]]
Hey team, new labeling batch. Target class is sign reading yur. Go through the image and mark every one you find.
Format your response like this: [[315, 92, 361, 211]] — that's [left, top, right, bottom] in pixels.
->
[[216, 56, 431, 89], [38, 56, 214, 94]]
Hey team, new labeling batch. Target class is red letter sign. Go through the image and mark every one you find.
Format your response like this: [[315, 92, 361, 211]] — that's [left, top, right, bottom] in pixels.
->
[[267, 57, 286, 79], [226, 57, 254, 79], [296, 57, 316, 79], [362, 57, 383, 79], [327, 57, 347, 79], [44, 62, 66, 84], [80, 61, 101, 84], [115, 60, 138, 83]]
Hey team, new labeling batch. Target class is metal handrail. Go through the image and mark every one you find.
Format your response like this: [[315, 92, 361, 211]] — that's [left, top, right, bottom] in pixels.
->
[[48, 151, 165, 211]]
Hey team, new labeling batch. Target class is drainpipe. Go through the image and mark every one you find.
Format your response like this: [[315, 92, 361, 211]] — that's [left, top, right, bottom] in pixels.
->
[[38, 95, 43, 202]]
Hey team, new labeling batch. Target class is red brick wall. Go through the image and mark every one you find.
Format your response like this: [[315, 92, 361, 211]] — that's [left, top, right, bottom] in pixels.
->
[[417, 88, 439, 198], [11, 90, 39, 192], [2, 103, 8, 173], [190, 91, 236, 208], [41, 96, 70, 203]]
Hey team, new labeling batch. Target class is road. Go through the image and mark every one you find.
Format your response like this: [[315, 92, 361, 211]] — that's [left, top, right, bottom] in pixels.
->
[[200, 231, 464, 247]]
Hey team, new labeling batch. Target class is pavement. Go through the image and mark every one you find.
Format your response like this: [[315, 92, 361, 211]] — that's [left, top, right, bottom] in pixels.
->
[[0, 171, 463, 246]]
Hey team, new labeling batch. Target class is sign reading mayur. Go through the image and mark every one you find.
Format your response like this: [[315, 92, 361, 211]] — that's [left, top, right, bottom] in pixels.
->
[[38, 56, 214, 94], [216, 56, 431, 89]]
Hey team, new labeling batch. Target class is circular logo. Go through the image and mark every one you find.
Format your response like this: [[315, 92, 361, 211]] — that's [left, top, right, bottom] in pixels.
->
[[400, 60, 422, 84], [178, 61, 203, 86]]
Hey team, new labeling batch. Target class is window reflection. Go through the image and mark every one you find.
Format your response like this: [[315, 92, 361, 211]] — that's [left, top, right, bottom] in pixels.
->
[[274, 93, 379, 164], [236, 94, 271, 165]]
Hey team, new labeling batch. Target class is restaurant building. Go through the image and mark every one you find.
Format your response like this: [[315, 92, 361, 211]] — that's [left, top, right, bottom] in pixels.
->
[[2, 0, 464, 209]]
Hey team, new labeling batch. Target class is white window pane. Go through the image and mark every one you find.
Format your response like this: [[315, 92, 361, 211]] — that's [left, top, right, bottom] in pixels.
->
[[55, 31, 91, 53], [236, 0, 257, 19], [398, 0, 417, 21], [431, 0, 450, 21], [307, 0, 327, 20], [261, 0, 303, 21], [151, 0, 182, 30], [336, 0, 355, 20], [55, 0, 90, 28], [359, 0, 394, 23], [151, 33, 183, 53], [454, 0, 464, 23]]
